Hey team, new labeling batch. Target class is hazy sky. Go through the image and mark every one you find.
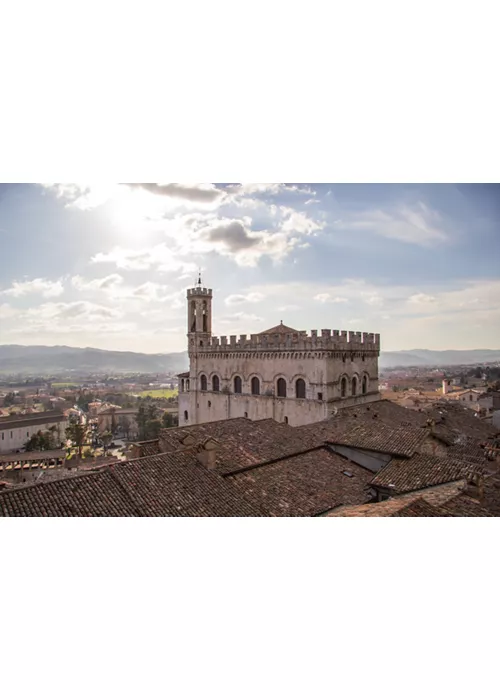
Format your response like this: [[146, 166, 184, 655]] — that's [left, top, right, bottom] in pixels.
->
[[0, 183, 499, 353]]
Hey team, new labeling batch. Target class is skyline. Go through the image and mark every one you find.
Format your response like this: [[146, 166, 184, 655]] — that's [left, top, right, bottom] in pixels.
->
[[1, 183, 499, 354]]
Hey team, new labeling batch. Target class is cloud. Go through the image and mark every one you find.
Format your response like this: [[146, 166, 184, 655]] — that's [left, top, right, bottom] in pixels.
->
[[225, 292, 265, 306], [126, 183, 226, 204], [91, 245, 197, 273], [219, 312, 264, 325], [23, 301, 123, 321], [409, 293, 438, 304], [314, 293, 348, 303], [0, 303, 16, 319], [281, 208, 324, 235], [333, 201, 449, 246], [71, 274, 124, 292], [1, 278, 64, 298]]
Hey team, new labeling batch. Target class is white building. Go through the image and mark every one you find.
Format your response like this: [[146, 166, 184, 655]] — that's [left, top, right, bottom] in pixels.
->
[[0, 410, 69, 454], [178, 278, 381, 427]]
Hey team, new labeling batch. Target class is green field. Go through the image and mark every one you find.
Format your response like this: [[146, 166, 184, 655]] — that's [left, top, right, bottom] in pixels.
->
[[136, 388, 178, 399], [52, 382, 80, 388]]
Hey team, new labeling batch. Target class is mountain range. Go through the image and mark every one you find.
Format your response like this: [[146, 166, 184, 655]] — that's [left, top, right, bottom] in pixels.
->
[[0, 344, 499, 375]]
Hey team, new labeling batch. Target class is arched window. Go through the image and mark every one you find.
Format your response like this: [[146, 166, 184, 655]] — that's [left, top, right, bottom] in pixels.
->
[[251, 377, 260, 395], [295, 378, 306, 399], [362, 376, 367, 395], [284, 416, 289, 424], [184, 410, 188, 421], [202, 300, 208, 332], [190, 301, 196, 332], [186, 379, 190, 391], [277, 378, 287, 398], [181, 379, 185, 392], [212, 375, 220, 392], [341, 377, 347, 397], [352, 377, 357, 396], [234, 376, 242, 394], [200, 374, 207, 391]]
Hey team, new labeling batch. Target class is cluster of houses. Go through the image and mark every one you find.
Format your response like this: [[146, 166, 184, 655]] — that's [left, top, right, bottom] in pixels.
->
[[1, 398, 499, 516]]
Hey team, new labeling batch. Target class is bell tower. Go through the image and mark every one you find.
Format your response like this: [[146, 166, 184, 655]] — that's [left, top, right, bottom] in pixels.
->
[[187, 272, 212, 355]]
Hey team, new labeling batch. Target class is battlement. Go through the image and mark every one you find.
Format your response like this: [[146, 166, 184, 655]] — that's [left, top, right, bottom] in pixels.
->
[[195, 329, 380, 353], [187, 287, 213, 297]]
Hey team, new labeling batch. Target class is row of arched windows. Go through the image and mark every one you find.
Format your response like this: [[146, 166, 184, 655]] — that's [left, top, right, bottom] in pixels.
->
[[341, 375, 368, 397], [198, 374, 307, 398]]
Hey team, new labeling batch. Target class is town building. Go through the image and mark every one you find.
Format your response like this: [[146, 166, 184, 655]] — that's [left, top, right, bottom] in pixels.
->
[[0, 410, 69, 454], [178, 277, 381, 427]]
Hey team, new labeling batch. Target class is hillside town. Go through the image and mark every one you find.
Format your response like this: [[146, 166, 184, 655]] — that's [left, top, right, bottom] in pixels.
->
[[1, 279, 500, 517]]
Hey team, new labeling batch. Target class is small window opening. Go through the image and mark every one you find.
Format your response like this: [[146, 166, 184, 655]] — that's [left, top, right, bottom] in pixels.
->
[[318, 392, 323, 401]]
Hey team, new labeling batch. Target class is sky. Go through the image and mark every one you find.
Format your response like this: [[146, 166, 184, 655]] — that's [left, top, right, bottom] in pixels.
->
[[0, 182, 499, 354]]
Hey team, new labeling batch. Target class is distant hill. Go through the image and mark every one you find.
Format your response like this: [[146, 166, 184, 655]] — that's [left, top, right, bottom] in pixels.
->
[[0, 345, 188, 375], [379, 348, 500, 368], [0, 344, 499, 376]]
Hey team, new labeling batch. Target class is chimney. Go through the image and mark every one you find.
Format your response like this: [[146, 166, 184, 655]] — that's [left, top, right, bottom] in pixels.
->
[[196, 438, 219, 470], [463, 472, 484, 500]]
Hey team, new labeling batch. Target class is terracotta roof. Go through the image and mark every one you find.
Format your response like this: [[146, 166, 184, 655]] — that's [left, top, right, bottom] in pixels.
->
[[0, 411, 66, 430], [328, 481, 466, 516], [134, 440, 161, 457], [0, 450, 263, 517], [371, 454, 479, 494], [226, 447, 373, 516], [158, 418, 320, 474], [298, 410, 429, 457], [0, 449, 65, 464], [258, 322, 301, 335]]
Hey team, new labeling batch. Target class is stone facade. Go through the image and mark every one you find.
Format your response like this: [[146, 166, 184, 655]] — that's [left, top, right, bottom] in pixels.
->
[[178, 282, 381, 427]]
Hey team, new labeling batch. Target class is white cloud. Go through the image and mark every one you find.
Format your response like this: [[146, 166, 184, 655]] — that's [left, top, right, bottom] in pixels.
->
[[71, 274, 124, 292], [0, 303, 16, 319], [409, 293, 438, 304], [91, 244, 197, 273], [1, 278, 64, 298], [314, 293, 348, 303], [225, 292, 265, 306], [281, 208, 324, 235], [333, 201, 449, 246], [23, 301, 123, 322], [219, 312, 263, 325]]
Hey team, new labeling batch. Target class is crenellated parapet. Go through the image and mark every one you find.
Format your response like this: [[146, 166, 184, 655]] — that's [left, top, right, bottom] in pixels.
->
[[187, 287, 212, 297], [194, 329, 380, 353]]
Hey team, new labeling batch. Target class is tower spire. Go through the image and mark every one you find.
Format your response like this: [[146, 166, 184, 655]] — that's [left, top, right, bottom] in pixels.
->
[[197, 268, 202, 286]]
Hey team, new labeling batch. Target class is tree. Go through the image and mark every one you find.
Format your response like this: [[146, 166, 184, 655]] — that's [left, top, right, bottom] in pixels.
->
[[162, 412, 178, 428], [145, 419, 162, 440], [137, 401, 160, 440], [65, 421, 89, 459], [25, 429, 56, 452], [99, 430, 113, 455], [118, 415, 131, 439], [3, 392, 16, 407]]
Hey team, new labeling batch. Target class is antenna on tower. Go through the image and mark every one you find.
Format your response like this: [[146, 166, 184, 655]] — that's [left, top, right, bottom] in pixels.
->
[[197, 268, 202, 286]]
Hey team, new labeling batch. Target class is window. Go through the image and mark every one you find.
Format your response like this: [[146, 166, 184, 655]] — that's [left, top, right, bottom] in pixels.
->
[[202, 300, 208, 332], [277, 378, 287, 398], [341, 377, 347, 397], [186, 379, 190, 391], [352, 377, 357, 396], [27, 432, 29, 437], [184, 410, 188, 421], [208, 401, 211, 408], [212, 375, 220, 392], [362, 376, 367, 395], [284, 416, 288, 424], [234, 376, 242, 394], [244, 412, 248, 418], [199, 340, 203, 347], [200, 374, 207, 391], [295, 378, 306, 399], [251, 377, 260, 395], [318, 392, 323, 401], [469, 394, 473, 401]]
